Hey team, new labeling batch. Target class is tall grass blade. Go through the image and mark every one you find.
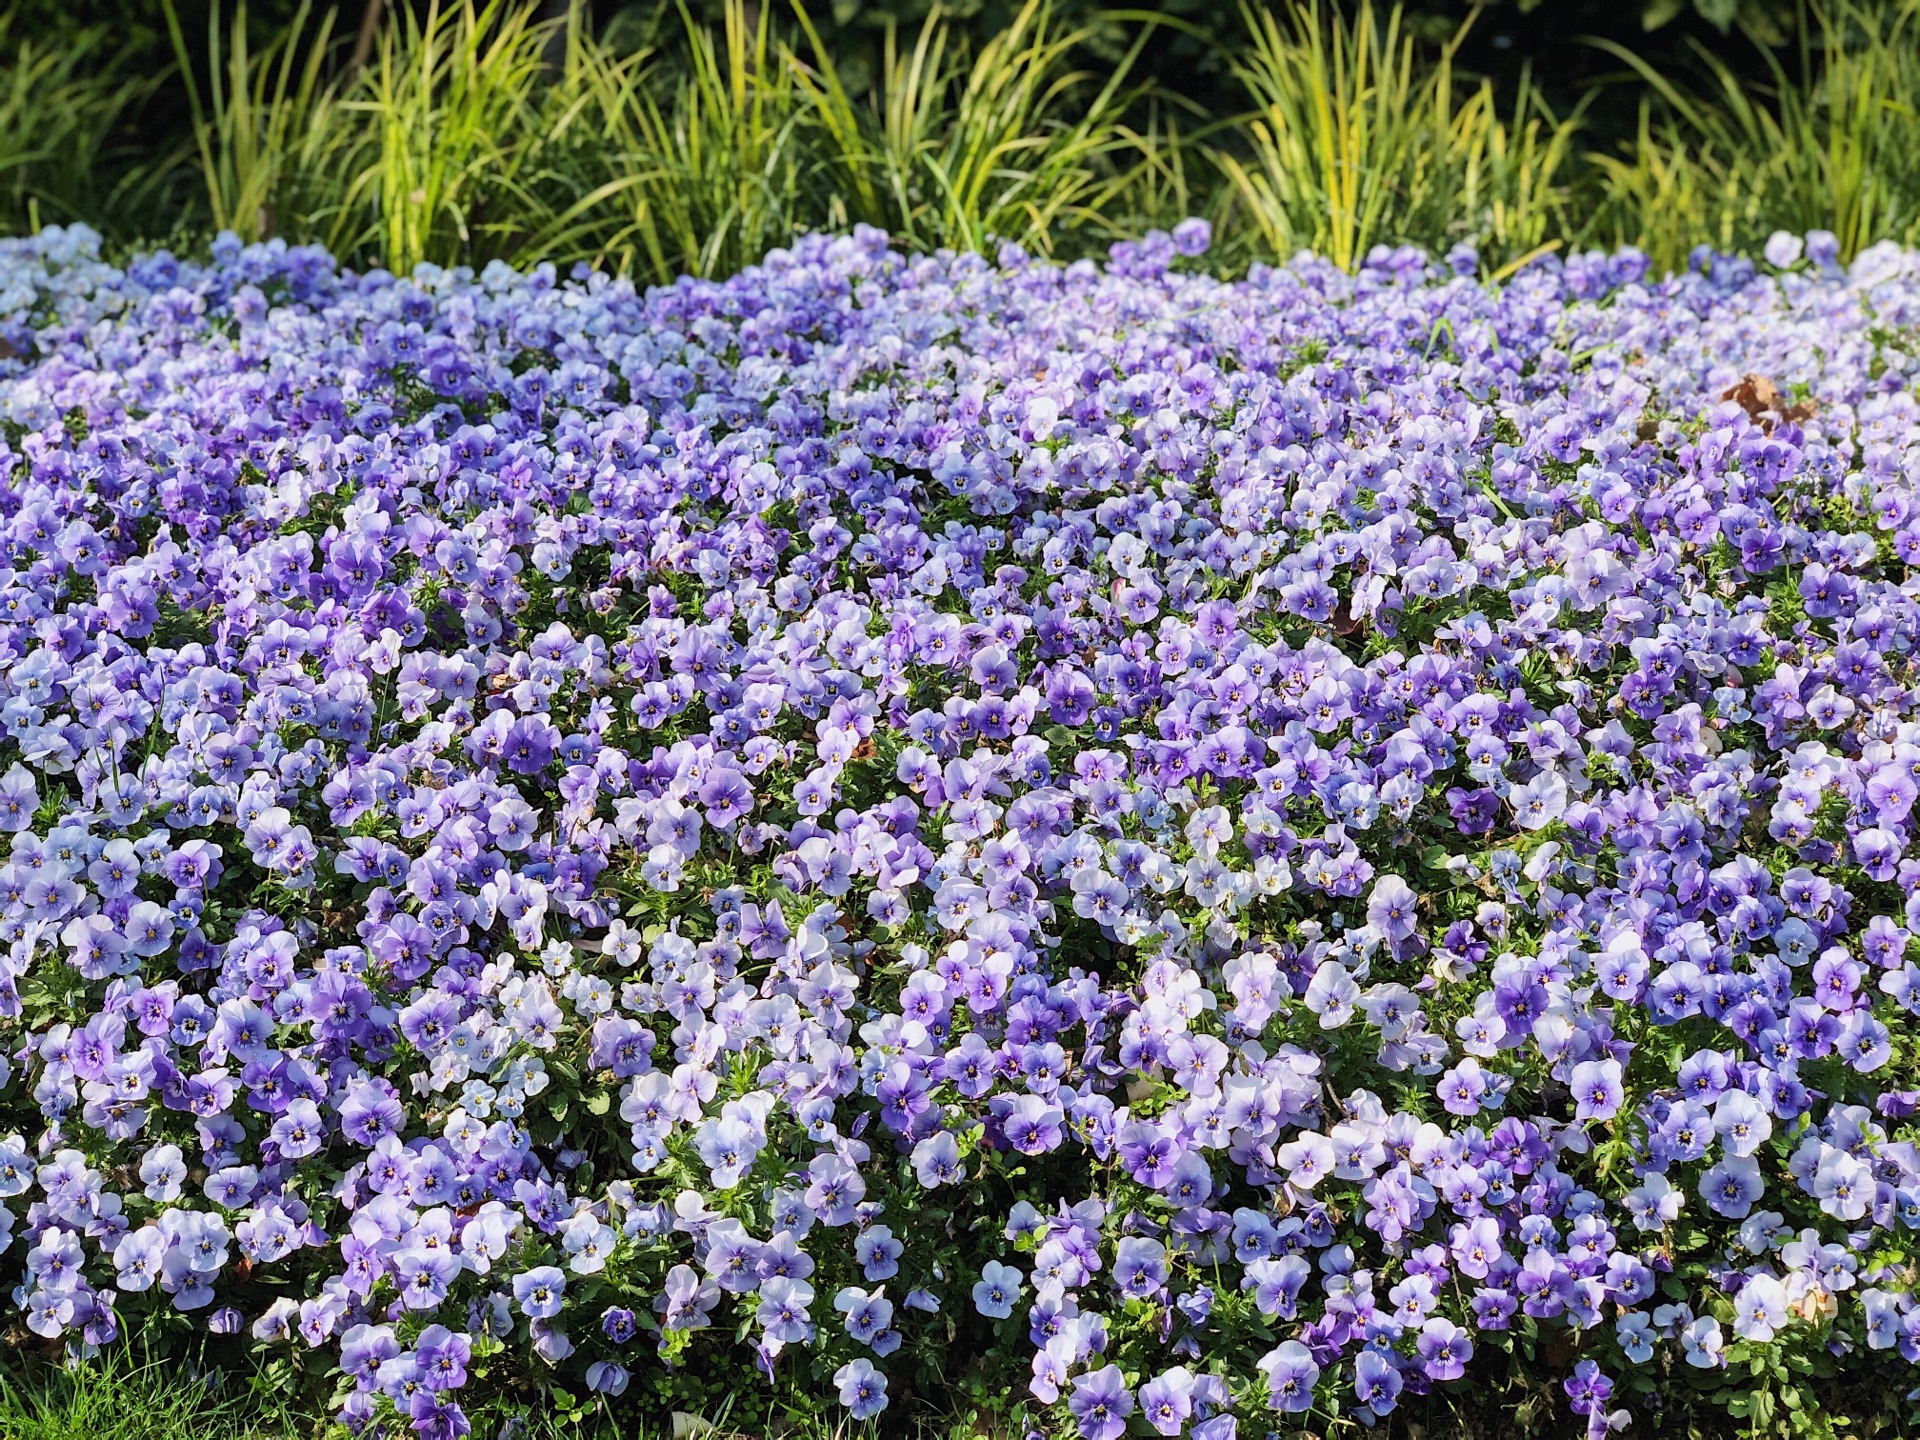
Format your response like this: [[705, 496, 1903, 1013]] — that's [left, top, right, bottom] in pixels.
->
[[0, 17, 163, 239], [528, 0, 810, 284], [1588, 1, 1920, 269], [1214, 0, 1579, 273], [162, 0, 344, 244], [789, 0, 1160, 258], [342, 0, 555, 274]]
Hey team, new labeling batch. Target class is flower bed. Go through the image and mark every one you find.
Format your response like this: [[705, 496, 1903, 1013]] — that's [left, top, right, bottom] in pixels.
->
[[0, 219, 1918, 1436]]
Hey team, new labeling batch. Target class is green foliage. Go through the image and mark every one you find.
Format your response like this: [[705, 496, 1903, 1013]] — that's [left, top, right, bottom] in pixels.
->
[[1212, 1, 1581, 273], [345, 0, 557, 274], [163, 0, 566, 272], [1641, 0, 1795, 37], [789, 0, 1159, 258], [0, 1342, 997, 1440], [17, 0, 1920, 275], [0, 15, 165, 239], [143, 0, 1178, 282], [161, 0, 341, 247], [0, 1348, 302, 1440], [533, 0, 813, 285], [1588, 0, 1920, 273], [27, 0, 1920, 280]]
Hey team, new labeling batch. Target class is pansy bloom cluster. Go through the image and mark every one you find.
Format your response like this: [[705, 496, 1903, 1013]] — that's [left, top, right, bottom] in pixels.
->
[[1, 216, 1919, 1436]]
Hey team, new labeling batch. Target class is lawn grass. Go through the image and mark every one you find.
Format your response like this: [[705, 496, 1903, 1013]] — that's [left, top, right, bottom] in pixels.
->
[[0, 1347, 997, 1440], [0, 1351, 302, 1440]]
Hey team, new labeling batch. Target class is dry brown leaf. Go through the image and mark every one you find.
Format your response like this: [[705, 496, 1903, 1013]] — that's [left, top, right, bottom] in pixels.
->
[[1720, 372, 1819, 434], [1723, 372, 1782, 418]]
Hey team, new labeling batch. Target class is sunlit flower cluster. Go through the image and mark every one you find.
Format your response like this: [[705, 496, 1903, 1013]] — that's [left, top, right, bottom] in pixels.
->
[[0, 219, 1915, 1436]]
